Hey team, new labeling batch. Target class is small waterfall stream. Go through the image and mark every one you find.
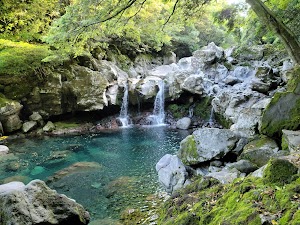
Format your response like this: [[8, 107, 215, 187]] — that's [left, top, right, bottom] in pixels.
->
[[148, 80, 165, 125], [118, 84, 131, 127], [208, 106, 215, 126]]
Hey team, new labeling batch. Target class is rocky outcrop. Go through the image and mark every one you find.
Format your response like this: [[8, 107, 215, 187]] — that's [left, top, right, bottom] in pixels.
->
[[155, 154, 189, 193], [0, 180, 90, 225], [0, 97, 23, 133], [260, 66, 300, 137], [178, 128, 240, 165]]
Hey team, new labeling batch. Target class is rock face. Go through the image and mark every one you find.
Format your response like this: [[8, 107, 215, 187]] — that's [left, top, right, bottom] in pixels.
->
[[0, 179, 90, 225], [0, 98, 23, 133], [178, 128, 240, 165], [156, 154, 188, 193]]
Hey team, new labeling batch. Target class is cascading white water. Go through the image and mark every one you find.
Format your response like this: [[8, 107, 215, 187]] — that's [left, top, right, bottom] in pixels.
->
[[148, 80, 165, 125], [118, 84, 131, 127], [208, 107, 214, 125]]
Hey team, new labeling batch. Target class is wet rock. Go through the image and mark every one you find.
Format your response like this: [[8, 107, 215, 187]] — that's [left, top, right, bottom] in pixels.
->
[[156, 154, 188, 193], [1, 175, 31, 185], [176, 117, 191, 130], [282, 129, 300, 152], [22, 121, 38, 133], [0, 145, 9, 154], [0, 179, 90, 224], [5, 161, 20, 172], [30, 166, 46, 176], [239, 136, 279, 167], [178, 128, 240, 165], [42, 121, 55, 132]]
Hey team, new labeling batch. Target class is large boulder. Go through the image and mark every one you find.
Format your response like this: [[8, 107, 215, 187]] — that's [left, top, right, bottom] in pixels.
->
[[260, 66, 300, 137], [193, 42, 224, 65], [0, 179, 90, 225], [238, 136, 279, 167], [0, 97, 23, 133], [156, 154, 189, 193], [22, 121, 38, 133], [0, 145, 9, 155], [178, 128, 240, 165]]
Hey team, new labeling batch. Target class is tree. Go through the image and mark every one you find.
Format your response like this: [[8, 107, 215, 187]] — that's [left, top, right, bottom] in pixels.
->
[[246, 0, 300, 64]]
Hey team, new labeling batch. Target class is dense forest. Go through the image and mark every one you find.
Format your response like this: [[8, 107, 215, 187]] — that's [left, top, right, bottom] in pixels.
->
[[1, 0, 300, 78]]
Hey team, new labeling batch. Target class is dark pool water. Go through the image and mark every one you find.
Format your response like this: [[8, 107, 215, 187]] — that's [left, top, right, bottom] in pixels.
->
[[2, 127, 189, 222]]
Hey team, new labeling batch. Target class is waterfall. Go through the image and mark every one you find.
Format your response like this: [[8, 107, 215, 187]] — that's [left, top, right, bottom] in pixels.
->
[[208, 107, 214, 126], [148, 80, 165, 125], [118, 84, 131, 127], [188, 104, 195, 118]]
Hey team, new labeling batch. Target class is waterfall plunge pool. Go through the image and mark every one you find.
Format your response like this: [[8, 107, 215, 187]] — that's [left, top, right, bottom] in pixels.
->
[[3, 127, 189, 223]]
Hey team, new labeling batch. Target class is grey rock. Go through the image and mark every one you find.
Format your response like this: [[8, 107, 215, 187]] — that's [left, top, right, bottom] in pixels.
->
[[0, 145, 9, 155], [163, 51, 176, 65], [224, 75, 241, 85], [29, 112, 44, 126], [22, 121, 38, 133], [206, 168, 241, 184], [176, 117, 191, 130], [1, 114, 22, 133], [178, 128, 240, 165], [210, 160, 223, 167], [282, 130, 300, 152], [0, 180, 90, 225], [226, 160, 258, 174], [181, 75, 204, 95], [251, 165, 267, 178], [42, 121, 55, 132], [0, 181, 25, 194], [156, 154, 188, 193]]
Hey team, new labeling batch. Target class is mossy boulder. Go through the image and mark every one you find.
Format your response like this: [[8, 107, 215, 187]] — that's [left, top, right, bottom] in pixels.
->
[[239, 136, 279, 167], [282, 129, 300, 152], [263, 158, 298, 186], [260, 66, 300, 137], [178, 128, 239, 166]]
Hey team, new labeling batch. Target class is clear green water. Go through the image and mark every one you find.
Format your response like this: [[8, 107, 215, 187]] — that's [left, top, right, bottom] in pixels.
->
[[2, 127, 188, 222]]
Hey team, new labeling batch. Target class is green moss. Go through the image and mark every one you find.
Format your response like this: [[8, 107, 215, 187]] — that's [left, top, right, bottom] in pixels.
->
[[281, 135, 289, 151], [0, 94, 10, 108], [158, 175, 300, 225], [167, 104, 188, 119], [54, 121, 81, 129], [263, 158, 298, 186], [193, 97, 212, 120], [178, 135, 198, 165], [0, 39, 50, 76], [214, 113, 233, 129]]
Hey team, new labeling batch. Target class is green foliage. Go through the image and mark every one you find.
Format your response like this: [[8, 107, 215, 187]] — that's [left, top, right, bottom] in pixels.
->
[[0, 39, 50, 76], [0, 0, 65, 42]]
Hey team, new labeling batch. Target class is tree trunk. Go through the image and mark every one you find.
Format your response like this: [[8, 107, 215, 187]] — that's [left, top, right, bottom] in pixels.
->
[[246, 0, 300, 64]]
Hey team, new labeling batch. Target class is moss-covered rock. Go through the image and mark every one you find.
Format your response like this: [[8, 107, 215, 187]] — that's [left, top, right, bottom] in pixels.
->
[[239, 136, 279, 167], [178, 135, 198, 165], [263, 158, 298, 186], [260, 66, 300, 138], [193, 97, 213, 120]]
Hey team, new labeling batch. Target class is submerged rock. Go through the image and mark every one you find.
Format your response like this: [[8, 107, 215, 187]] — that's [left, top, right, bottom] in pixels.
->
[[0, 145, 9, 154], [0, 180, 90, 225], [156, 154, 189, 193]]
